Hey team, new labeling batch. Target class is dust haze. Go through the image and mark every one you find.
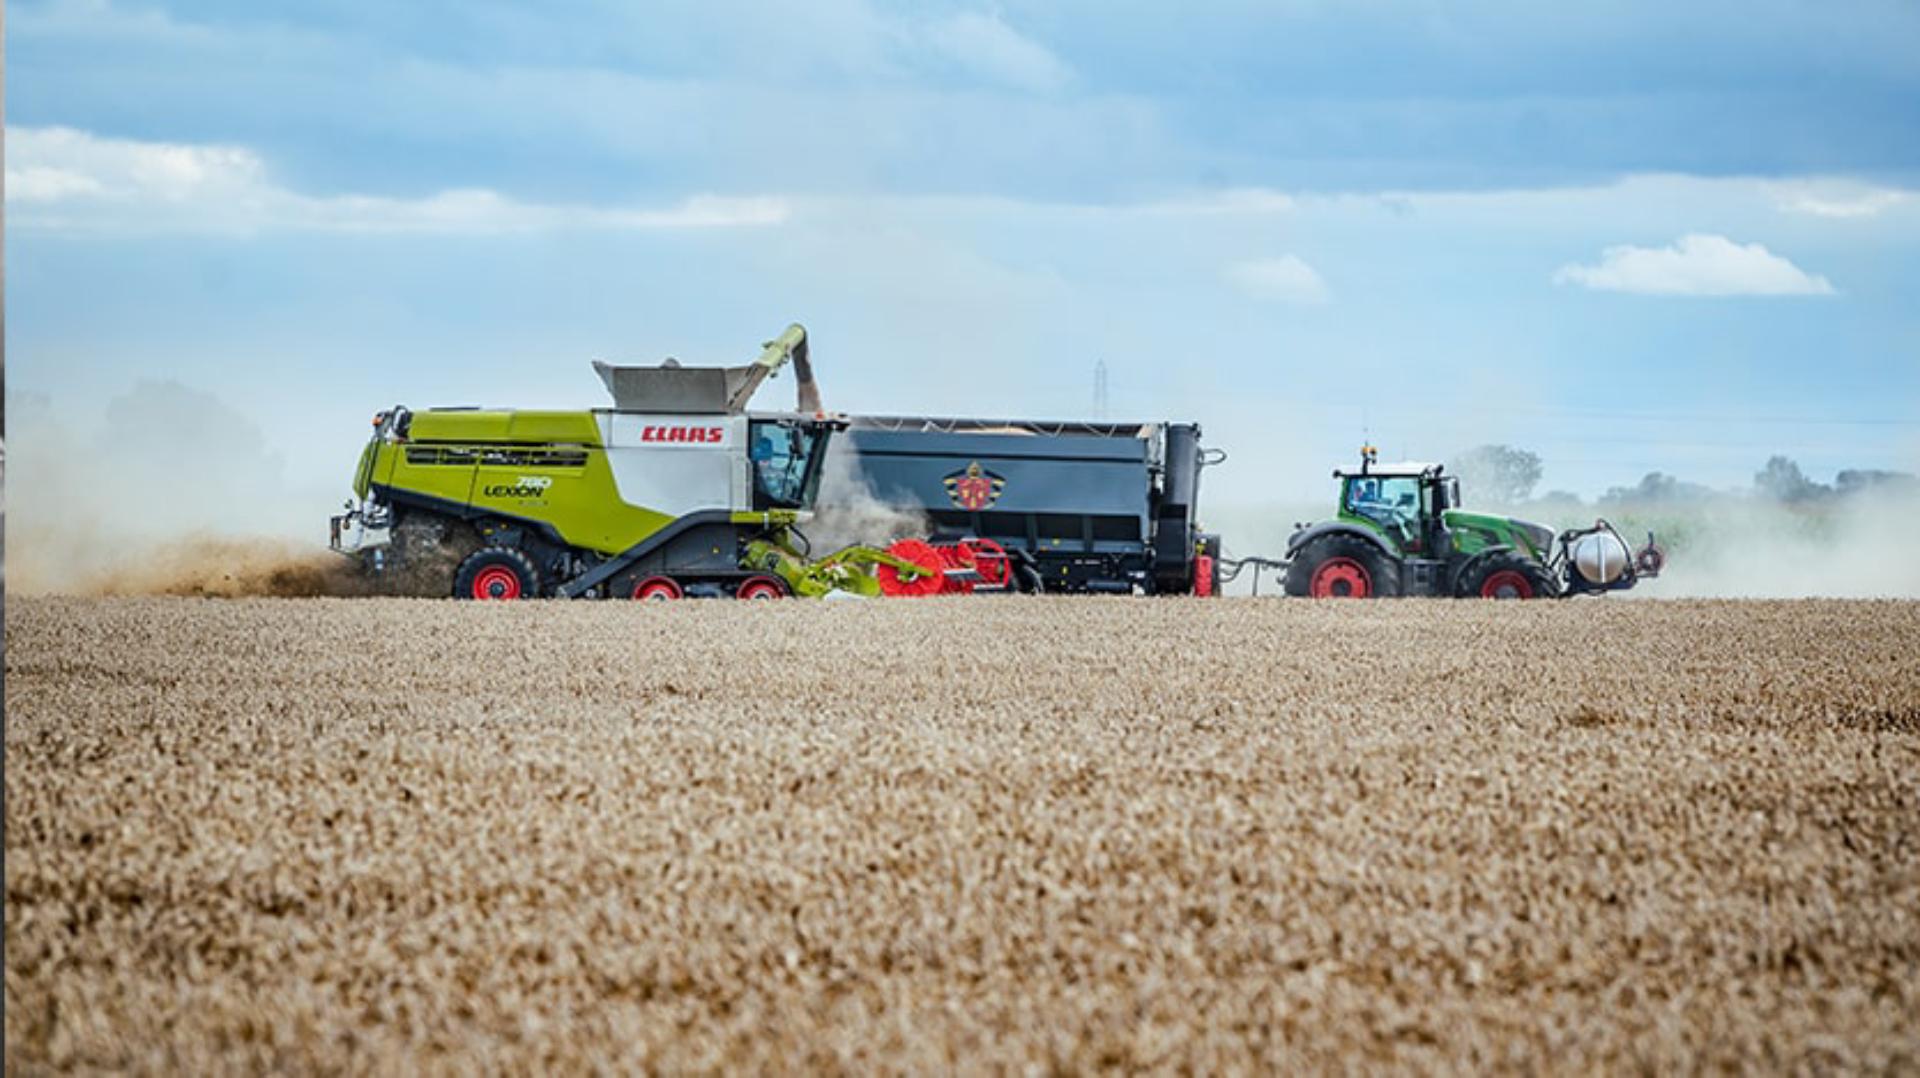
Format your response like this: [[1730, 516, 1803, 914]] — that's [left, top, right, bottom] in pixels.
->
[[6, 381, 364, 597], [802, 439, 929, 553], [1592, 493, 1920, 599]]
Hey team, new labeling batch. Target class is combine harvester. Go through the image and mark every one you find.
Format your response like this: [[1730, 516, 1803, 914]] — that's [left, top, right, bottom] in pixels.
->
[[331, 326, 1009, 599]]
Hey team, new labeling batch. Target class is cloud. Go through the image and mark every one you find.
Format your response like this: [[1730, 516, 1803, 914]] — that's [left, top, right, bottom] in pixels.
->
[[1769, 183, 1911, 219], [919, 11, 1072, 93], [1141, 188, 1295, 216], [5, 126, 787, 234], [1553, 234, 1835, 296], [1225, 256, 1330, 304]]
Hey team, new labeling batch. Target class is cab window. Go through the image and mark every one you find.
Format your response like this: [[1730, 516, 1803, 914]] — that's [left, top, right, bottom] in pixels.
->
[[1346, 476, 1419, 525], [750, 420, 820, 508]]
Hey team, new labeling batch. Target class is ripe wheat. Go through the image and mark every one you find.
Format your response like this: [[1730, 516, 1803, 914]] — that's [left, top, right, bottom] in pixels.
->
[[6, 597, 1918, 1072]]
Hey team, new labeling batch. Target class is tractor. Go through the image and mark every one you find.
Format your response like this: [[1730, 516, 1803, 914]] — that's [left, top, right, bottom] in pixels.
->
[[1283, 447, 1663, 599]]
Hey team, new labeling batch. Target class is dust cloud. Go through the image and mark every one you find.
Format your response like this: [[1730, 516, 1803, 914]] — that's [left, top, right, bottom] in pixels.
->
[[6, 382, 365, 597], [802, 440, 929, 554], [1591, 494, 1920, 599]]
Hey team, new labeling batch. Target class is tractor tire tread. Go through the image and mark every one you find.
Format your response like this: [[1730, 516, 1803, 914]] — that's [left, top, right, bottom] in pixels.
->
[[1457, 551, 1557, 599], [1285, 534, 1401, 598]]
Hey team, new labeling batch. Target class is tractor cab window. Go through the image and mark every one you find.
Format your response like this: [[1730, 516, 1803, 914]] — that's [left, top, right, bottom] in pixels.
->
[[1347, 476, 1421, 539], [750, 420, 823, 509]]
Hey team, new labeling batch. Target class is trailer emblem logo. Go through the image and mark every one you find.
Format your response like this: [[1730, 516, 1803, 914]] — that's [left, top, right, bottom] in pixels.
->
[[943, 461, 1006, 511]]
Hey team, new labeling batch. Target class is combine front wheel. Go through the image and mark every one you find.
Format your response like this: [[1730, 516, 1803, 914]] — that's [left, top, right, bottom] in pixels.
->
[[453, 548, 540, 600]]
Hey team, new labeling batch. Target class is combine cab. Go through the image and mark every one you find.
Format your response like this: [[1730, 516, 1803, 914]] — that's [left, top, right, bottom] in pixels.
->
[[330, 325, 942, 600], [1283, 446, 1663, 599]]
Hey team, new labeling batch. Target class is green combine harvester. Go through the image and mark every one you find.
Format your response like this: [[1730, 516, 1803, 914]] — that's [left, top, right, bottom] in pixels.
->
[[1281, 446, 1664, 599], [331, 325, 948, 600]]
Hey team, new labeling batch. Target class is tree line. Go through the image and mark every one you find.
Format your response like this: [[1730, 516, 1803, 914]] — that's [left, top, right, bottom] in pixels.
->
[[1447, 445, 1917, 507]]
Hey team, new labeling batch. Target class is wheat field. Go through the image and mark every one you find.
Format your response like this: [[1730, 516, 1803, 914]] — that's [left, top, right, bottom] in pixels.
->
[[6, 596, 1919, 1072]]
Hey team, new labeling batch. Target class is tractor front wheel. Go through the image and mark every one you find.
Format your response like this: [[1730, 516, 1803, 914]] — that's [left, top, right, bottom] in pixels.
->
[[1285, 535, 1400, 599], [453, 547, 541, 600], [1459, 553, 1556, 600]]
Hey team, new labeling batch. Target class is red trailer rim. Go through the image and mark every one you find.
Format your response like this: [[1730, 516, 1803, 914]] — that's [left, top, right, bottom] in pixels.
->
[[961, 538, 1012, 588], [1310, 557, 1370, 598], [736, 576, 788, 600], [471, 566, 522, 600], [1480, 570, 1534, 599], [632, 576, 683, 601]]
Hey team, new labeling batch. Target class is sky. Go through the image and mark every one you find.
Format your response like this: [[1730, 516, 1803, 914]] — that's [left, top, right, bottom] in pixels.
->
[[7, 0, 1920, 518]]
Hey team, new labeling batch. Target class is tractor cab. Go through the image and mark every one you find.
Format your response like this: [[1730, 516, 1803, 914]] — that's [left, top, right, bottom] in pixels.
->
[[1334, 449, 1459, 559]]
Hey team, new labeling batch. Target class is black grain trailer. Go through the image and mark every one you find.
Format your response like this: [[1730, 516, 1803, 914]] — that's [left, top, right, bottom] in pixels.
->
[[838, 417, 1222, 595]]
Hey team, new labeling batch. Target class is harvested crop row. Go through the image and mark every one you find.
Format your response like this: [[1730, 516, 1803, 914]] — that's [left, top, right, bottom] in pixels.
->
[[7, 597, 1919, 1072]]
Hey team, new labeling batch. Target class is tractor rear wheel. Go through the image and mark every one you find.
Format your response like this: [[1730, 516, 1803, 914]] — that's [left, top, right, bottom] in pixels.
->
[[1285, 535, 1400, 599], [1459, 553, 1556, 600], [453, 547, 540, 600]]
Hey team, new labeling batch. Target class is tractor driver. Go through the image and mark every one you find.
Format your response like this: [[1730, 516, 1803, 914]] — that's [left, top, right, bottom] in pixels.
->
[[1350, 476, 1420, 546]]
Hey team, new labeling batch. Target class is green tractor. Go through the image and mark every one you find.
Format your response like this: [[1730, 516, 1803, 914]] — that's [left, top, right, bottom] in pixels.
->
[[1283, 446, 1663, 599]]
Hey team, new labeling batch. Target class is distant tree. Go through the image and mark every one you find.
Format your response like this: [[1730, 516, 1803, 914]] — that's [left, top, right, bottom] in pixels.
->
[[1835, 469, 1919, 496], [1450, 444, 1543, 504], [1600, 471, 1714, 505], [1754, 456, 1829, 502], [1530, 489, 1585, 510]]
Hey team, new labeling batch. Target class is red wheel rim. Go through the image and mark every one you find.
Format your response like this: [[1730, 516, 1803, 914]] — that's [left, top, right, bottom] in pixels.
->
[[632, 576, 683, 601], [1310, 557, 1370, 598], [963, 538, 1012, 588], [471, 565, 522, 600], [737, 576, 787, 600], [1480, 569, 1534, 599], [876, 539, 945, 597]]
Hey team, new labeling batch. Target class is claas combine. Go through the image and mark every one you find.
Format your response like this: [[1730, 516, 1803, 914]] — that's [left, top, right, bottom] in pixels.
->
[[330, 326, 1011, 600]]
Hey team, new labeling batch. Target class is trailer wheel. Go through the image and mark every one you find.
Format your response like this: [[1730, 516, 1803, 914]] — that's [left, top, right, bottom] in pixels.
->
[[1008, 550, 1045, 594], [1459, 553, 1556, 600], [1285, 535, 1400, 599], [453, 547, 540, 600]]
